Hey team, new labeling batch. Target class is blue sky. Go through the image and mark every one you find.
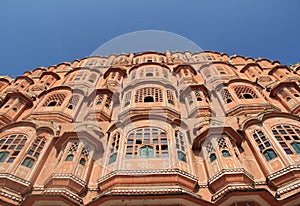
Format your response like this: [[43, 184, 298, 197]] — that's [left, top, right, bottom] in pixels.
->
[[0, 0, 299, 77]]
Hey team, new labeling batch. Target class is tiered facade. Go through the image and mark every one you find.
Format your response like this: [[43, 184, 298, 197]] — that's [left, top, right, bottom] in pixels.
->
[[0, 51, 300, 206]]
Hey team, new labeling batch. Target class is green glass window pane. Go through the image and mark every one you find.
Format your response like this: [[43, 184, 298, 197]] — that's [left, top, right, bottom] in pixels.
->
[[65, 154, 74, 161], [21, 157, 35, 168], [177, 151, 187, 162], [0, 152, 9, 162], [140, 146, 154, 158], [291, 142, 300, 154], [222, 150, 231, 157], [210, 154, 217, 163], [79, 158, 86, 166]]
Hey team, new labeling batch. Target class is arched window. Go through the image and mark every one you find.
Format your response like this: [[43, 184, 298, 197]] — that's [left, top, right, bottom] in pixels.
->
[[21, 157, 35, 168], [65, 154, 74, 161], [234, 86, 258, 99], [21, 136, 46, 168], [210, 153, 217, 162], [263, 149, 277, 161], [146, 72, 153, 77], [167, 90, 175, 105], [105, 96, 111, 108], [79, 158, 86, 166], [175, 130, 187, 162], [65, 141, 79, 162], [272, 124, 300, 154], [79, 145, 89, 166], [217, 137, 231, 157], [108, 132, 120, 164], [253, 130, 277, 161], [192, 87, 207, 102], [187, 94, 193, 105], [0, 134, 27, 163], [0, 152, 9, 163], [88, 73, 97, 83], [126, 127, 168, 158], [43, 93, 66, 107], [124, 92, 131, 107], [220, 89, 233, 104], [134, 88, 163, 103], [94, 94, 104, 106], [67, 95, 80, 110]]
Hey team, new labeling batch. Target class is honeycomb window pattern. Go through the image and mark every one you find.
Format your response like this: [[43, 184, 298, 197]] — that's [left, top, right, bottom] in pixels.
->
[[167, 90, 175, 105], [217, 136, 231, 157], [43, 93, 66, 107], [234, 86, 258, 99], [94, 94, 104, 106], [79, 145, 90, 166], [134, 88, 163, 103], [220, 89, 233, 104], [67, 95, 80, 110]]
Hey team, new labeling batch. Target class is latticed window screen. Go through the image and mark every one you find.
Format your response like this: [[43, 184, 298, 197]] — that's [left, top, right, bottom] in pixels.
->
[[43, 93, 66, 107], [134, 88, 163, 103], [126, 127, 168, 158], [79, 145, 90, 166], [0, 134, 27, 163], [21, 136, 46, 168], [205, 141, 215, 155], [192, 87, 206, 102], [94, 94, 104, 106], [217, 136, 231, 157], [67, 95, 80, 110], [108, 132, 120, 164], [234, 86, 258, 99], [65, 141, 79, 162], [105, 96, 112, 108], [175, 130, 187, 162], [272, 124, 300, 154], [253, 130, 277, 161], [167, 90, 175, 105], [124, 92, 131, 107], [220, 89, 233, 104], [68, 141, 79, 153], [205, 140, 217, 163]]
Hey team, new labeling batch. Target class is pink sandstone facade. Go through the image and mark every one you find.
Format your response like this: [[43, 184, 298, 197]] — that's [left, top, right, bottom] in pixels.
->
[[0, 51, 300, 205]]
